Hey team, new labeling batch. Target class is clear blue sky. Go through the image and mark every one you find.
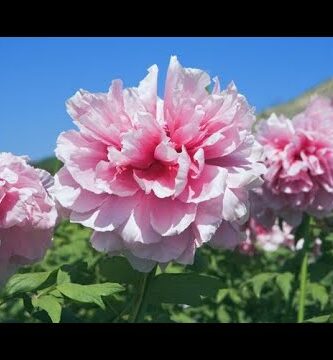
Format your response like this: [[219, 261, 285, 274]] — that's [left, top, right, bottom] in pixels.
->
[[1, 37, 333, 161]]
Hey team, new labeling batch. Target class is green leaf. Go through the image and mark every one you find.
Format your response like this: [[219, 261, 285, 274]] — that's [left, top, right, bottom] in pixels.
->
[[217, 307, 231, 323], [32, 295, 62, 323], [98, 256, 141, 285], [186, 251, 209, 273], [305, 314, 333, 323], [170, 312, 195, 323], [57, 269, 71, 285], [307, 283, 329, 310], [147, 273, 222, 306], [57, 282, 124, 309], [228, 289, 242, 304], [250, 273, 277, 298], [5, 271, 52, 296], [49, 289, 63, 299], [217, 289, 229, 303], [275, 272, 294, 300], [217, 289, 242, 304]]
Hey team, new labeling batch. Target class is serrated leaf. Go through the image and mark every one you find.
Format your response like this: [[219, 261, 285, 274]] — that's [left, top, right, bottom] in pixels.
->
[[57, 269, 71, 285], [5, 272, 52, 296], [57, 282, 124, 309], [305, 314, 333, 323], [147, 273, 222, 306], [275, 272, 294, 300], [32, 295, 62, 323], [307, 283, 329, 310], [250, 273, 277, 298]]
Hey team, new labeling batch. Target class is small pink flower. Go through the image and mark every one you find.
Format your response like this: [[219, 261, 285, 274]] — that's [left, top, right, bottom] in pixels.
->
[[239, 217, 323, 258], [253, 219, 294, 252], [0, 153, 57, 283], [253, 97, 333, 227], [238, 232, 256, 256], [238, 218, 294, 254], [53, 56, 265, 271]]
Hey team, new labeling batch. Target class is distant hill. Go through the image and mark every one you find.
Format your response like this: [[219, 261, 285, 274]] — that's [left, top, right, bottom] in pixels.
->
[[35, 78, 333, 174], [33, 156, 62, 175], [259, 78, 333, 119]]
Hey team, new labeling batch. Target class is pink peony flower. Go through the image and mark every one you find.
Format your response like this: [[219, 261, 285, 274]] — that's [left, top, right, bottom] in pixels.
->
[[0, 153, 57, 283], [251, 218, 294, 252], [237, 234, 256, 256], [253, 97, 333, 227], [53, 56, 266, 271], [239, 217, 322, 258]]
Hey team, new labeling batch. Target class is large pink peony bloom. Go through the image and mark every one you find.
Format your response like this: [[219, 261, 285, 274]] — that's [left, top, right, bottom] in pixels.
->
[[53, 56, 266, 271], [0, 153, 57, 283], [254, 97, 333, 227]]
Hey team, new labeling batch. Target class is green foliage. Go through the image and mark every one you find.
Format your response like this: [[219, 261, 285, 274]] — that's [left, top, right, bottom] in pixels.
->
[[275, 272, 294, 300], [147, 273, 222, 306], [32, 295, 62, 323], [98, 256, 141, 285], [305, 314, 333, 323], [5, 271, 53, 296], [32, 157, 62, 175], [57, 283, 124, 309], [1, 179, 333, 322], [307, 283, 329, 310], [249, 273, 277, 298], [57, 269, 71, 285]]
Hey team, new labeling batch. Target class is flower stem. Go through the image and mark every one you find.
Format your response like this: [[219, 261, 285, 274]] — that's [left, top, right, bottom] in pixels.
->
[[297, 214, 311, 323], [129, 266, 157, 323]]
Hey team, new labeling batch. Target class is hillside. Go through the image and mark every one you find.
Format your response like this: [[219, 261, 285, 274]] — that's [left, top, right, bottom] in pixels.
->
[[34, 78, 333, 174], [259, 78, 333, 119]]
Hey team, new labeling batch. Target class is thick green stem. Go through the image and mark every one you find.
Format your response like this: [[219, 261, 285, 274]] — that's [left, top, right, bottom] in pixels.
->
[[129, 266, 157, 323], [297, 252, 309, 323], [297, 214, 311, 323]]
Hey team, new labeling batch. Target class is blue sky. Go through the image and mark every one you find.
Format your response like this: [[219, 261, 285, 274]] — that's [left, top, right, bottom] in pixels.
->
[[1, 37, 333, 161]]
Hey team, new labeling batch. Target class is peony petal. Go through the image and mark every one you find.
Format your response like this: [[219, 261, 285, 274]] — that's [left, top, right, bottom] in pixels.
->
[[91, 231, 124, 253], [133, 163, 177, 198], [95, 161, 139, 196], [179, 165, 228, 203], [53, 167, 107, 213], [193, 195, 223, 244], [154, 141, 178, 164], [66, 89, 125, 147], [209, 221, 245, 250], [55, 130, 107, 194], [118, 196, 162, 245], [150, 197, 197, 236], [70, 193, 141, 232], [127, 228, 192, 263], [222, 187, 249, 222]]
